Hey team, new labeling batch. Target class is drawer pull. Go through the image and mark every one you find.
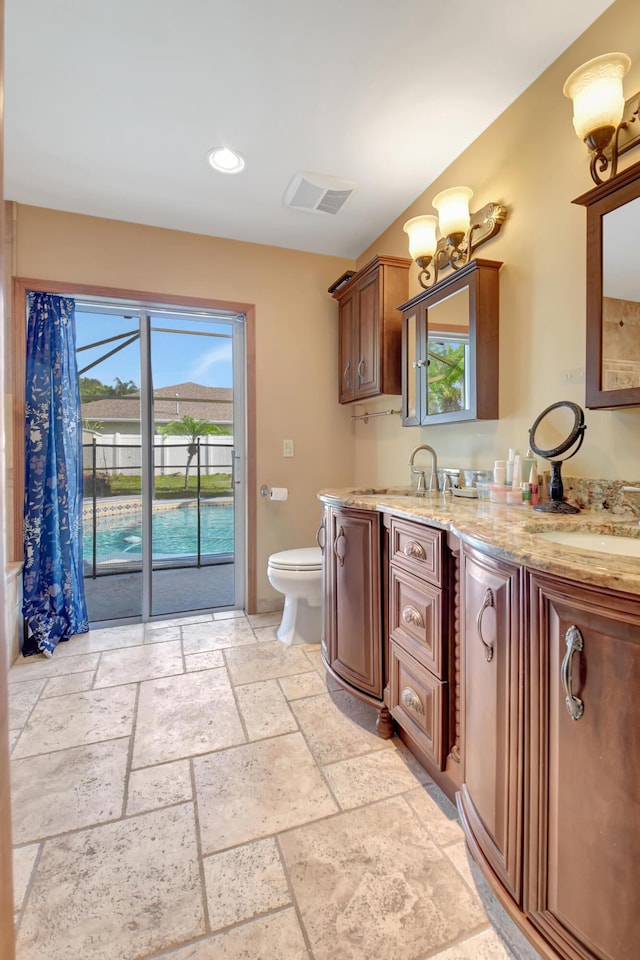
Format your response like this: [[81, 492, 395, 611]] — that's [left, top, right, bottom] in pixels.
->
[[562, 625, 584, 721], [401, 686, 425, 716], [315, 519, 325, 554], [402, 605, 424, 628], [476, 587, 495, 662], [333, 525, 345, 567], [403, 540, 426, 561]]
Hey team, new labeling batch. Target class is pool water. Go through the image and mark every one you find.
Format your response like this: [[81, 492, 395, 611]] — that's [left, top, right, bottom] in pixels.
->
[[84, 503, 234, 562]]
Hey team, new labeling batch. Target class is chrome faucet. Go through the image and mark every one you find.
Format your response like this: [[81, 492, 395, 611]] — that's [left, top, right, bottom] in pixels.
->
[[408, 444, 438, 495]]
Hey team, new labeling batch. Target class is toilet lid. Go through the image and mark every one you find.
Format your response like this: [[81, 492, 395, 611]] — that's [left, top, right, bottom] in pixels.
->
[[268, 547, 322, 571]]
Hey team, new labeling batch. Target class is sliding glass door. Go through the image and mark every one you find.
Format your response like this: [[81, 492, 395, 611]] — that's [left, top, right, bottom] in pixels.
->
[[75, 302, 245, 623]]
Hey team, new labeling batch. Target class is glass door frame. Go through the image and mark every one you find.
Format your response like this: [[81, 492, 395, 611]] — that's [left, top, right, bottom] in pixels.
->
[[13, 278, 254, 619]]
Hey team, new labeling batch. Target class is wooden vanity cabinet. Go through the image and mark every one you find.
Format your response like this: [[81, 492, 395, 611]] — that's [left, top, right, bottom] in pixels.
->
[[331, 255, 411, 404], [322, 504, 384, 700], [458, 543, 524, 904], [527, 572, 640, 960]]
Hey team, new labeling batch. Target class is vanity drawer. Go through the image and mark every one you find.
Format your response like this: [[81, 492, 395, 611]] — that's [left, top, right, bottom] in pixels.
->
[[390, 518, 443, 586], [389, 640, 446, 770], [389, 566, 444, 677]]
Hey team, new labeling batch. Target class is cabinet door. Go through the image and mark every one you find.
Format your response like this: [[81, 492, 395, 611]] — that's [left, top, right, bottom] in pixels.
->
[[354, 270, 380, 399], [527, 573, 640, 960], [338, 293, 355, 403], [459, 546, 523, 902], [327, 507, 382, 698]]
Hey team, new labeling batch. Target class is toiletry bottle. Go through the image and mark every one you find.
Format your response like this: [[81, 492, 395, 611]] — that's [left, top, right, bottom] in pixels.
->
[[494, 459, 506, 485], [505, 449, 517, 486], [521, 481, 531, 504], [511, 454, 522, 490], [529, 464, 539, 506], [521, 448, 537, 483]]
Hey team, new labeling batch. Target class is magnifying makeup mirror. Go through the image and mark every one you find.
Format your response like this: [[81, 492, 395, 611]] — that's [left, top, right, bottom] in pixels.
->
[[528, 401, 586, 514]]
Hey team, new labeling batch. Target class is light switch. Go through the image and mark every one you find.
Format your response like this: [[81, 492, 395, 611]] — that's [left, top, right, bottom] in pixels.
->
[[283, 439, 294, 458]]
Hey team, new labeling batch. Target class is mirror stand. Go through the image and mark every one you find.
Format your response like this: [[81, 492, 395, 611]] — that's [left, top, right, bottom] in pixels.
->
[[535, 459, 580, 514]]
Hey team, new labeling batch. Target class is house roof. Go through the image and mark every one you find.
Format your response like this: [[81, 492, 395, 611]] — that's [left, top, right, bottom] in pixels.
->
[[82, 381, 233, 425]]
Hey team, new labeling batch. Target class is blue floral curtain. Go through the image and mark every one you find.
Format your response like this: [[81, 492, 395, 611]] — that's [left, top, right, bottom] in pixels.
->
[[22, 293, 89, 657]]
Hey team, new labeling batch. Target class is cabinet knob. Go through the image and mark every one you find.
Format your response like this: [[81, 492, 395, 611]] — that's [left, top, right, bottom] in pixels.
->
[[402, 605, 424, 628], [476, 587, 495, 662], [401, 686, 425, 716], [562, 625, 585, 721], [403, 540, 426, 560], [412, 359, 426, 368]]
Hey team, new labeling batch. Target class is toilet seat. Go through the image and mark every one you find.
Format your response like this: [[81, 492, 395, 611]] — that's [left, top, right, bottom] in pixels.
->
[[268, 547, 322, 571]]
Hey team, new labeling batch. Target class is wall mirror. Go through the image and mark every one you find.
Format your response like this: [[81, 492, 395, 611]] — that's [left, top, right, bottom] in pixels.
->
[[400, 258, 501, 426], [574, 158, 640, 408]]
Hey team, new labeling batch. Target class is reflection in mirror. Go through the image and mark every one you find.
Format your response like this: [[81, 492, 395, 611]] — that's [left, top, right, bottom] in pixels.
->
[[426, 288, 469, 415], [602, 195, 640, 391]]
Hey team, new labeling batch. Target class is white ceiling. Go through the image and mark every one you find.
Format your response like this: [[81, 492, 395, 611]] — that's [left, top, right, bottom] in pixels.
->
[[5, 0, 614, 258]]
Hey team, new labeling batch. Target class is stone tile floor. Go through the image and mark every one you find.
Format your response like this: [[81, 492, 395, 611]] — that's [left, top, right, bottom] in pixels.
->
[[8, 611, 542, 960]]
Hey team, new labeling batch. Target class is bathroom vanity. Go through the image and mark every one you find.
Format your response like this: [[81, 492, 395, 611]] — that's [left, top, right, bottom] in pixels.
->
[[318, 488, 640, 960]]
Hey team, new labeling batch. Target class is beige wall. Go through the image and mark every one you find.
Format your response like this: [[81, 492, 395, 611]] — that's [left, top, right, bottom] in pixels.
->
[[353, 0, 640, 487], [11, 205, 356, 610]]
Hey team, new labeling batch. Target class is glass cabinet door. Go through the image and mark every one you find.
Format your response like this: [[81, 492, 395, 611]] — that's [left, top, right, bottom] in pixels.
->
[[402, 309, 422, 425]]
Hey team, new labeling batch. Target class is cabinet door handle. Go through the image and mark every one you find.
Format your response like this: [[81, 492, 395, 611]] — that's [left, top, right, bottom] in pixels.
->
[[343, 361, 351, 388], [561, 624, 584, 721], [402, 605, 424, 628], [316, 519, 325, 554], [333, 525, 345, 567], [401, 686, 425, 716], [476, 587, 494, 662], [357, 357, 365, 381], [403, 540, 426, 561]]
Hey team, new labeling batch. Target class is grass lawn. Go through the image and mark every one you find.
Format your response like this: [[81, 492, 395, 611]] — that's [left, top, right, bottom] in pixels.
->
[[90, 473, 233, 498]]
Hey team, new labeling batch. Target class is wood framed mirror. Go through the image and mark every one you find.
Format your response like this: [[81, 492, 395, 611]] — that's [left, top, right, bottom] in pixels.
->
[[574, 158, 640, 408], [399, 258, 501, 426]]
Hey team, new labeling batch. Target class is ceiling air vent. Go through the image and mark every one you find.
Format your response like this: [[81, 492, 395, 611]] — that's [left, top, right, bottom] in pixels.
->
[[283, 172, 356, 215]]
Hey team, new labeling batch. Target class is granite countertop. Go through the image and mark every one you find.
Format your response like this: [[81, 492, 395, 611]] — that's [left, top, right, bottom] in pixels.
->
[[318, 487, 640, 596]]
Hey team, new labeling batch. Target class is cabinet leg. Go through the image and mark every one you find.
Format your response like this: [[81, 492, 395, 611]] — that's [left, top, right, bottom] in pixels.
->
[[376, 706, 394, 739]]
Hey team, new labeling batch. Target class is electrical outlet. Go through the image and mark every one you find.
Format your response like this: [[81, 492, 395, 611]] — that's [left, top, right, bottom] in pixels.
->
[[560, 367, 585, 384], [283, 439, 294, 458]]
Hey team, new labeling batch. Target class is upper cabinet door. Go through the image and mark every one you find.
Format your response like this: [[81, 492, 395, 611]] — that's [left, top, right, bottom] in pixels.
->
[[354, 270, 381, 399], [330, 255, 411, 405], [338, 292, 356, 404], [527, 572, 640, 960], [399, 259, 501, 426]]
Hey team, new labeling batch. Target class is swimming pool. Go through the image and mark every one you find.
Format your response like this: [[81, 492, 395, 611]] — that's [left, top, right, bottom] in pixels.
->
[[83, 502, 234, 565]]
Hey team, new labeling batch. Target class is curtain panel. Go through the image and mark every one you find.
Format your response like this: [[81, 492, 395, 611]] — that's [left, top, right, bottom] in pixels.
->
[[22, 293, 89, 656]]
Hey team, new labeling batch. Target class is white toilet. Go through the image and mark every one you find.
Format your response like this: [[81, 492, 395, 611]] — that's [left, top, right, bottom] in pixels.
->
[[267, 547, 323, 645]]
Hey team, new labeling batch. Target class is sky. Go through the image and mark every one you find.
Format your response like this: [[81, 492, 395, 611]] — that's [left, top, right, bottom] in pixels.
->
[[75, 310, 234, 389]]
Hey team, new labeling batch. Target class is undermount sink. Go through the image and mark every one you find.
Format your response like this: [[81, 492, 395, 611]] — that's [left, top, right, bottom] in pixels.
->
[[535, 531, 640, 557]]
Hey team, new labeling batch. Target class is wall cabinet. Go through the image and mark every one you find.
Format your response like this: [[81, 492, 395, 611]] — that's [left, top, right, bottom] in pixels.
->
[[458, 544, 524, 904], [399, 258, 501, 426], [330, 255, 411, 404], [527, 572, 640, 960]]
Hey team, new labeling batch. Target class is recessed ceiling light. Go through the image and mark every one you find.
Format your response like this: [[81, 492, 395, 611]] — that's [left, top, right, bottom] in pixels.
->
[[207, 147, 245, 174]]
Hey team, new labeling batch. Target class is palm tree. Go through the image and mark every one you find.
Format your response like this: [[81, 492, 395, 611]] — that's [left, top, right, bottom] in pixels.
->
[[158, 416, 229, 489]]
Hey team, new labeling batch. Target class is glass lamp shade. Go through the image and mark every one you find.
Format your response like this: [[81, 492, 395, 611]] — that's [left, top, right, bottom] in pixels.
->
[[432, 186, 473, 239], [403, 215, 438, 261], [563, 52, 631, 142]]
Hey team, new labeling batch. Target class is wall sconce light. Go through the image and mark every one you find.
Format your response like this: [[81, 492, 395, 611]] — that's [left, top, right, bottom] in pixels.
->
[[403, 187, 507, 289], [564, 52, 640, 185]]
